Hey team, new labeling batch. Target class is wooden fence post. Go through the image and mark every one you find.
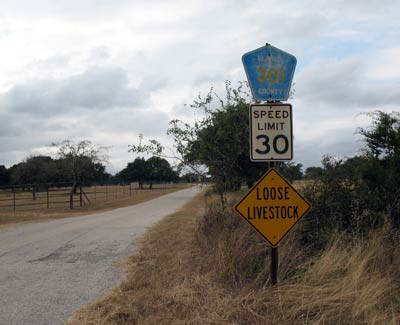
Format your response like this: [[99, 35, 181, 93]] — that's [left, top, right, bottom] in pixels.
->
[[79, 184, 83, 207], [70, 184, 74, 209], [13, 186, 16, 211]]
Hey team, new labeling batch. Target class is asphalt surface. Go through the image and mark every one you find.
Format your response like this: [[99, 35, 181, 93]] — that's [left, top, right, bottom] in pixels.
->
[[0, 187, 201, 325]]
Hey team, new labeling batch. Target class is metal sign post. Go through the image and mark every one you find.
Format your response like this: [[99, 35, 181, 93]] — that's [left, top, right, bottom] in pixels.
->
[[236, 43, 311, 286], [270, 244, 279, 285], [269, 161, 278, 285]]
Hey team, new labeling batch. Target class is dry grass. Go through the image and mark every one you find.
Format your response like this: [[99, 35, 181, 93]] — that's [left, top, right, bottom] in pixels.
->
[[293, 179, 314, 191], [67, 191, 400, 325], [0, 184, 189, 227], [228, 227, 400, 324]]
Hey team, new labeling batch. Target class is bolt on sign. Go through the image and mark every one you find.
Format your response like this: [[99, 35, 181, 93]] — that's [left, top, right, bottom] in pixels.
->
[[242, 44, 297, 102], [250, 103, 292, 161], [234, 168, 311, 247]]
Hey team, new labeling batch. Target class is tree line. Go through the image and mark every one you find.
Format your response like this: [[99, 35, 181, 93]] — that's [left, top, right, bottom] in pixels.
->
[[0, 140, 180, 188], [0, 139, 112, 187], [0, 155, 110, 187]]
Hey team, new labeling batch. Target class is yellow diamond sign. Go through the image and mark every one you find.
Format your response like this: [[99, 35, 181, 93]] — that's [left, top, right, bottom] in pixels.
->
[[234, 168, 311, 247]]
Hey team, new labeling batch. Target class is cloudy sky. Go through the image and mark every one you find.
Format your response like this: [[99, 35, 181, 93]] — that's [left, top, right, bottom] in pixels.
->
[[0, 0, 399, 173]]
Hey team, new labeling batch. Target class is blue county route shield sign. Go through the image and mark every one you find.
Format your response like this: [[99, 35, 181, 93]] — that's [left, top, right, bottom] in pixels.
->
[[234, 168, 311, 247], [242, 45, 297, 102]]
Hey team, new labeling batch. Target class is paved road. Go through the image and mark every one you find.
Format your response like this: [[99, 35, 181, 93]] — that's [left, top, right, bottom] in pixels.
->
[[0, 187, 200, 325]]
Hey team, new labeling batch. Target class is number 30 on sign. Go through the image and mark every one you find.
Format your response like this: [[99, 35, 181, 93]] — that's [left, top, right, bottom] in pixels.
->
[[250, 104, 293, 161]]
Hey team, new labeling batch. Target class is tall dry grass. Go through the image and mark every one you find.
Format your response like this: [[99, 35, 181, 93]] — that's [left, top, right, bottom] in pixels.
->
[[223, 227, 400, 324], [68, 192, 400, 324]]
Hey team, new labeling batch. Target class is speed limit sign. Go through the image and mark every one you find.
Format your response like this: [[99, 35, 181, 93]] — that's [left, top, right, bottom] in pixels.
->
[[250, 103, 293, 161]]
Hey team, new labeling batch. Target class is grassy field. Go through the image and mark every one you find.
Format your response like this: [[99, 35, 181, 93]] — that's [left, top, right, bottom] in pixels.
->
[[0, 184, 190, 227], [67, 189, 400, 324]]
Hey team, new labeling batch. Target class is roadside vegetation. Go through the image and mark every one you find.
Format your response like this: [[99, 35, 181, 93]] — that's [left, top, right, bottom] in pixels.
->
[[68, 84, 400, 324]]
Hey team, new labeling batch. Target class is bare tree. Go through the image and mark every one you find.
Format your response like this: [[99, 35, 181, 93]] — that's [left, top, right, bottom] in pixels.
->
[[50, 139, 109, 189]]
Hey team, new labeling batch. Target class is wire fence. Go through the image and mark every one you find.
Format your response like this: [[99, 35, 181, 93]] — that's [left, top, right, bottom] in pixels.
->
[[0, 182, 174, 212]]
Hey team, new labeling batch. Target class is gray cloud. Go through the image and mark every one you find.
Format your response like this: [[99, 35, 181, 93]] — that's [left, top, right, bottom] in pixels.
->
[[0, 66, 148, 117], [86, 107, 171, 137], [0, 64, 167, 168], [25, 54, 72, 71], [296, 57, 366, 105], [295, 57, 400, 111], [294, 125, 364, 167]]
